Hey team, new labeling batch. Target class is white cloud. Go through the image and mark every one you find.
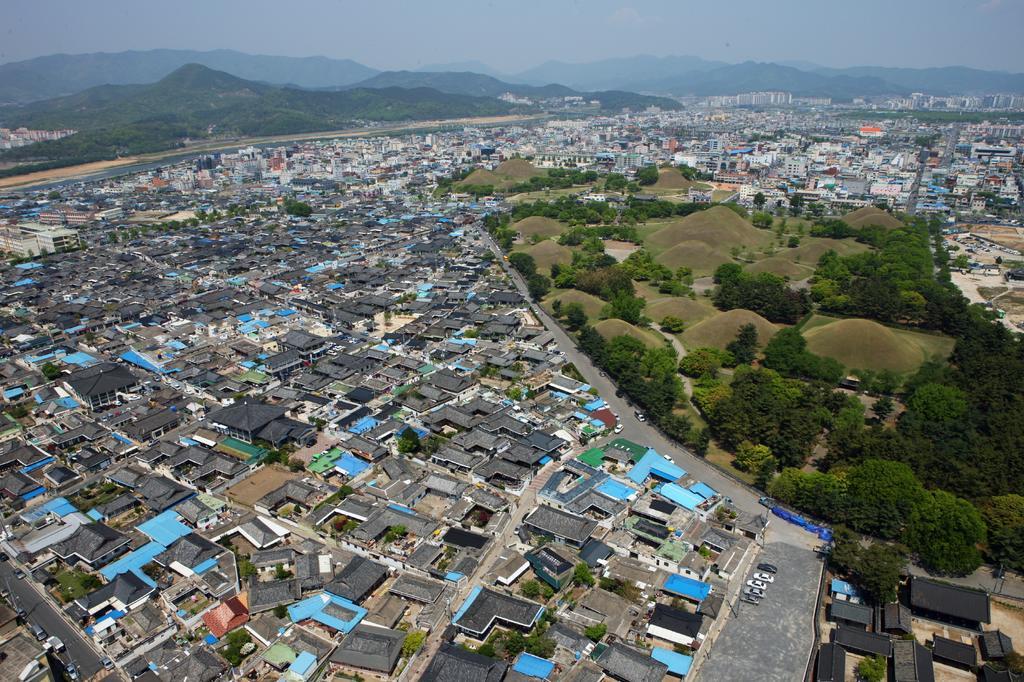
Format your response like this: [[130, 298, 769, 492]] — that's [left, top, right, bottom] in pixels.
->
[[607, 6, 647, 26]]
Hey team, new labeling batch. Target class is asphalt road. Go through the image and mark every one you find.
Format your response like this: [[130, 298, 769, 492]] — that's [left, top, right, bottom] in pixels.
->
[[481, 229, 812, 549], [0, 557, 105, 679]]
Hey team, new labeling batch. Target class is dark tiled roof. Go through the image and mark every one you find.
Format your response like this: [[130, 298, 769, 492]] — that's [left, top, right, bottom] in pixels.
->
[[329, 623, 404, 673], [910, 577, 990, 624], [596, 642, 669, 682], [421, 643, 508, 682]]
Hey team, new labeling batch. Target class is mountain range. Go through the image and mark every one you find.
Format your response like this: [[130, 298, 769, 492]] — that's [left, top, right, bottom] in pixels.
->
[[2, 49, 1023, 105]]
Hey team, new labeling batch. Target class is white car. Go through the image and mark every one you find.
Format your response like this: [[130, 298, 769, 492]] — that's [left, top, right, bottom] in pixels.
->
[[613, 424, 624, 434], [743, 586, 765, 598], [753, 572, 775, 583], [746, 579, 768, 590]]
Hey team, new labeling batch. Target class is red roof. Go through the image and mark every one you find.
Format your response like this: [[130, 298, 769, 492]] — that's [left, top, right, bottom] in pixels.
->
[[591, 407, 617, 429], [202, 596, 249, 638]]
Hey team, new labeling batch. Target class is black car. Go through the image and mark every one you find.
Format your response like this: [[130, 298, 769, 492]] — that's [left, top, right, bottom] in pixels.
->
[[0, 552, 8, 561], [757, 562, 778, 574]]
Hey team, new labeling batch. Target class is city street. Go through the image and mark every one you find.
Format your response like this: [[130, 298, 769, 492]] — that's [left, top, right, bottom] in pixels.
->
[[0, 557, 106, 679]]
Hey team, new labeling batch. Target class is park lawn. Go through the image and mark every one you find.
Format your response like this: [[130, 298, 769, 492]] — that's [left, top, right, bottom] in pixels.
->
[[705, 443, 756, 485]]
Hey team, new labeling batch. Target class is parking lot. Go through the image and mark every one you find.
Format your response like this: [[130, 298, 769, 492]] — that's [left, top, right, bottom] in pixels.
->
[[696, 541, 824, 682]]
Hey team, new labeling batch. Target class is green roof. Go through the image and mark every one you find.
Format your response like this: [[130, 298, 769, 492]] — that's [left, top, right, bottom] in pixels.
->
[[577, 448, 605, 468], [235, 369, 270, 385], [604, 438, 647, 462], [656, 539, 688, 562], [216, 437, 267, 463], [309, 447, 343, 474]]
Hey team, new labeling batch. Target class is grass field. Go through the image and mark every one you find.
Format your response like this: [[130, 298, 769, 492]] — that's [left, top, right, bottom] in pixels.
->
[[842, 206, 904, 230], [801, 314, 956, 374], [681, 309, 780, 350], [517, 240, 573, 274], [513, 216, 565, 241], [543, 289, 606, 319], [647, 296, 718, 325], [593, 319, 664, 348], [744, 256, 815, 280]]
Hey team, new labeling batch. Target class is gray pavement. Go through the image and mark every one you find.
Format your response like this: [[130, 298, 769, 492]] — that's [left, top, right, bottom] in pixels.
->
[[696, 542, 824, 682], [0, 557, 105, 679]]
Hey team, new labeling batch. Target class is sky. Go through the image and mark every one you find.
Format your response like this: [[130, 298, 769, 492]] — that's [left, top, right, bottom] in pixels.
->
[[3, 0, 1023, 73]]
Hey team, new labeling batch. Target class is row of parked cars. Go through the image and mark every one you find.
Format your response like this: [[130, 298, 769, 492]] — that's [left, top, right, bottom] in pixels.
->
[[742, 562, 778, 605]]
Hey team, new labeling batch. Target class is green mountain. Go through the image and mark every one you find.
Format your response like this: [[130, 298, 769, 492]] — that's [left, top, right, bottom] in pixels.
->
[[0, 49, 379, 104], [0, 64, 515, 171], [346, 71, 681, 111]]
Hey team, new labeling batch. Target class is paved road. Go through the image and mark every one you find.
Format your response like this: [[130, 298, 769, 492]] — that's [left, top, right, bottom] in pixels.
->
[[0, 558, 105, 679], [481, 229, 813, 549]]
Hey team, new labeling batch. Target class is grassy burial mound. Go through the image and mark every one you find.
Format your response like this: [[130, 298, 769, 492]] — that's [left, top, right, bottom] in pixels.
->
[[513, 216, 565, 241], [652, 167, 699, 190], [593, 319, 664, 348], [544, 289, 605, 319], [646, 296, 718, 325], [745, 256, 815, 280], [681, 309, 779, 350], [644, 206, 773, 277], [459, 158, 544, 190], [520, 240, 573, 274], [494, 158, 542, 179], [783, 237, 872, 264], [802, 316, 955, 374], [842, 206, 904, 230]]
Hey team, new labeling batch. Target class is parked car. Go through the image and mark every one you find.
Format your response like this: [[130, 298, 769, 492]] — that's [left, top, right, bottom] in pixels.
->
[[65, 662, 79, 680], [634, 411, 646, 422], [740, 594, 761, 605], [613, 424, 624, 434], [30, 623, 47, 641], [757, 562, 778, 574], [758, 497, 774, 508], [45, 636, 64, 652], [13, 568, 25, 579], [753, 572, 775, 583], [101, 657, 115, 670], [743, 586, 765, 598], [746, 579, 768, 590]]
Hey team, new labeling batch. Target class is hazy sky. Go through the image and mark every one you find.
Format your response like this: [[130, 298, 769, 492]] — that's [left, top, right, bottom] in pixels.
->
[[3, 0, 1023, 72]]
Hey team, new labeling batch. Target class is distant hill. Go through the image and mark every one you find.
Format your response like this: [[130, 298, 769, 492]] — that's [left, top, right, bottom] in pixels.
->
[[636, 61, 900, 99], [842, 207, 905, 230], [513, 54, 726, 90], [0, 64, 513, 170], [346, 71, 681, 111], [0, 49, 380, 104], [811, 65, 1024, 96]]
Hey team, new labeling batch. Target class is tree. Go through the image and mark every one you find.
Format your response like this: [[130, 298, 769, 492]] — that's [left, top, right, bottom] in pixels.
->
[[788, 193, 804, 215], [273, 604, 288, 619], [980, 494, 1024, 571], [906, 490, 986, 575], [844, 460, 925, 539], [953, 253, 970, 270], [527, 274, 551, 300], [573, 562, 595, 587], [508, 252, 537, 278], [636, 165, 659, 185], [584, 623, 607, 641], [725, 323, 758, 365], [856, 543, 906, 604], [564, 303, 588, 331], [751, 211, 773, 228], [872, 395, 895, 422], [239, 559, 256, 579], [753, 192, 766, 210], [402, 630, 427, 658], [521, 580, 541, 598], [857, 655, 886, 682], [679, 347, 731, 378], [397, 428, 421, 453], [660, 316, 686, 333], [40, 362, 61, 380], [383, 525, 408, 544], [283, 198, 312, 217], [274, 563, 292, 580]]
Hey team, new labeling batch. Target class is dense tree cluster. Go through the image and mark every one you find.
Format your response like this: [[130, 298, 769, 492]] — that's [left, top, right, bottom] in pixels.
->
[[713, 263, 811, 323], [509, 168, 599, 193]]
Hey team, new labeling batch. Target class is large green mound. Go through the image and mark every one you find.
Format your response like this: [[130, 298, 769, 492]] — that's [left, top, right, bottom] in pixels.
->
[[647, 297, 717, 325], [652, 167, 698, 190], [803, 318, 932, 374], [842, 206, 904, 230], [745, 256, 814, 280], [593, 319, 663, 348], [681, 309, 779, 350], [520, 240, 573, 274], [783, 237, 871, 264], [544, 289, 605, 319], [655, 241, 734, 276], [495, 158, 542, 179], [646, 206, 771, 251], [513, 216, 565, 240], [459, 168, 504, 187]]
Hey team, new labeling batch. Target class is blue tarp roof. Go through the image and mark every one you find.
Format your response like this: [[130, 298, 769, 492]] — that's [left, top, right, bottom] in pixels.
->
[[596, 479, 635, 501], [22, 496, 77, 522], [583, 398, 606, 412], [627, 450, 685, 485], [513, 653, 556, 679], [120, 349, 170, 375], [288, 592, 366, 634], [137, 510, 192, 547], [651, 647, 693, 676], [689, 482, 717, 500], [831, 579, 859, 597], [99, 541, 162, 587], [348, 416, 379, 435], [335, 452, 370, 477], [658, 483, 704, 511], [62, 351, 97, 366], [193, 557, 218, 574], [289, 651, 317, 676], [663, 574, 711, 602]]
